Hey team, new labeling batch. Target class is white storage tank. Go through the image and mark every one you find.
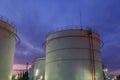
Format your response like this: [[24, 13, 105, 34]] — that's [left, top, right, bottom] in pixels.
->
[[33, 57, 45, 80], [0, 20, 18, 80], [45, 29, 104, 80], [29, 66, 34, 80]]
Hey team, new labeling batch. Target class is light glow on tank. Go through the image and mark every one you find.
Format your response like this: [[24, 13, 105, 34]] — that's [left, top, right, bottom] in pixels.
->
[[40, 75, 43, 80], [103, 68, 108, 72], [35, 69, 39, 77], [15, 75, 18, 79], [9, 75, 12, 80]]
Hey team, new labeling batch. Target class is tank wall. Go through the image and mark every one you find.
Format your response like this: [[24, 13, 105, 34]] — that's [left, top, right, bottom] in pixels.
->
[[46, 61, 92, 80], [0, 20, 16, 33], [46, 37, 100, 52], [29, 66, 34, 80], [0, 36, 16, 80], [33, 59, 45, 80], [45, 30, 104, 80]]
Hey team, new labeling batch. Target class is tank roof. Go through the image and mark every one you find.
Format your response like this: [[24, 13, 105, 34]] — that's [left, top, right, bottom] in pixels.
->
[[33, 57, 45, 63], [0, 19, 20, 44], [0, 19, 16, 33], [43, 28, 104, 48], [46, 28, 100, 39]]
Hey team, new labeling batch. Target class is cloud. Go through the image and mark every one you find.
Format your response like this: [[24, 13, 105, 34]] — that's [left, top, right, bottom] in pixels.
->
[[14, 34, 45, 64], [0, 0, 120, 71], [12, 64, 31, 75], [109, 69, 120, 76]]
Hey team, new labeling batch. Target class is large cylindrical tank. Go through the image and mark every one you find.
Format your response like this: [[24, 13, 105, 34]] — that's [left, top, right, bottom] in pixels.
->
[[45, 29, 104, 80], [0, 20, 17, 80], [33, 57, 45, 80]]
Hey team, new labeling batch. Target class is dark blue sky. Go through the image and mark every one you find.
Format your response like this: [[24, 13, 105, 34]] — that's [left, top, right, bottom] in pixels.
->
[[0, 0, 120, 71]]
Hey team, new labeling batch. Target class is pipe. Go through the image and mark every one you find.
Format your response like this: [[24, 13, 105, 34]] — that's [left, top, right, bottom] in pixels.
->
[[88, 29, 96, 80]]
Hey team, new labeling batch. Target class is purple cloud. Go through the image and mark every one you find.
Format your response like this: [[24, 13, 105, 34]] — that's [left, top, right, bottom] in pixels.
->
[[0, 0, 120, 71]]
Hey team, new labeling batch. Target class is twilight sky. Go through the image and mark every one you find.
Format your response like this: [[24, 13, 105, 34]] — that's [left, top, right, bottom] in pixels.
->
[[0, 0, 120, 72]]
